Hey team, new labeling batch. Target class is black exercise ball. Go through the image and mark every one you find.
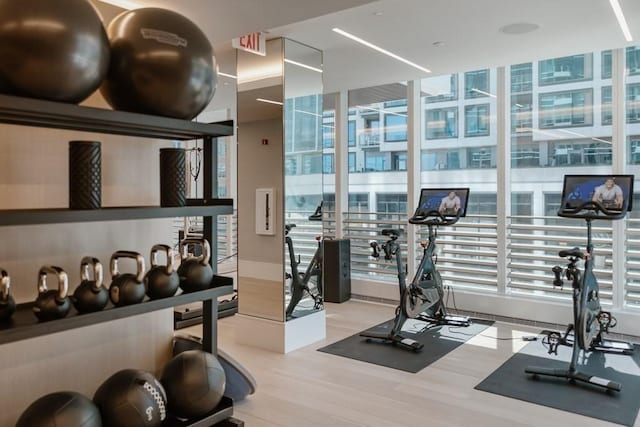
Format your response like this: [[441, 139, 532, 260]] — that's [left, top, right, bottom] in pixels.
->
[[100, 8, 217, 119], [93, 369, 167, 427], [161, 350, 226, 419], [16, 391, 102, 427], [0, 0, 110, 103]]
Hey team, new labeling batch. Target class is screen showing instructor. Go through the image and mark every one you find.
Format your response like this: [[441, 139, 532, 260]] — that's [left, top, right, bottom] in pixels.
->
[[439, 191, 461, 216], [592, 177, 623, 209]]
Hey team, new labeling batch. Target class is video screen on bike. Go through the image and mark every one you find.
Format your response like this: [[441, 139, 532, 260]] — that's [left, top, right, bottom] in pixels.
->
[[415, 188, 470, 218], [560, 175, 634, 213]]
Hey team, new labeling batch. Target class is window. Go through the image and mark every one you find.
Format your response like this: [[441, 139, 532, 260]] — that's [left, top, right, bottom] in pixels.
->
[[384, 99, 407, 108], [539, 54, 592, 85], [549, 142, 611, 166], [467, 146, 495, 169], [511, 94, 532, 132], [512, 193, 533, 216], [348, 120, 356, 147], [602, 86, 612, 125], [421, 150, 460, 170], [467, 193, 497, 215], [302, 154, 322, 174], [349, 193, 369, 211], [348, 152, 356, 172], [465, 104, 490, 137], [365, 151, 386, 171], [602, 50, 612, 79], [544, 193, 562, 216], [322, 154, 334, 174], [285, 95, 321, 152], [629, 140, 640, 164], [322, 124, 334, 148], [392, 152, 407, 171], [539, 89, 593, 128], [627, 83, 640, 123], [323, 193, 335, 212], [512, 145, 539, 167], [425, 107, 457, 139], [511, 63, 532, 93], [285, 157, 297, 175], [376, 193, 407, 214], [628, 46, 640, 75], [465, 69, 490, 98], [424, 74, 458, 103], [384, 114, 407, 142]]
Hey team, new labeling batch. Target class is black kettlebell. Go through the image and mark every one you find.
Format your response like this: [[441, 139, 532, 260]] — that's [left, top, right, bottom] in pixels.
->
[[33, 266, 71, 322], [177, 238, 214, 293], [72, 256, 108, 314], [145, 244, 180, 299], [0, 268, 15, 321], [109, 251, 146, 307]]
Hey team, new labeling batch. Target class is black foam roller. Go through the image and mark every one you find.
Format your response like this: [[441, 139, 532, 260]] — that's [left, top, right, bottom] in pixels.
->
[[69, 141, 101, 210]]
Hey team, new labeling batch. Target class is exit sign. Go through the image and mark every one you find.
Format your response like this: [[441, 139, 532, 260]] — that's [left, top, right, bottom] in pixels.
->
[[232, 32, 266, 56]]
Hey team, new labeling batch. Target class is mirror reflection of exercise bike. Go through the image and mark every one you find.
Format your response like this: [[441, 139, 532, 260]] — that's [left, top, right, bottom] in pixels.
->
[[526, 174, 635, 392], [285, 202, 324, 319], [361, 188, 471, 352]]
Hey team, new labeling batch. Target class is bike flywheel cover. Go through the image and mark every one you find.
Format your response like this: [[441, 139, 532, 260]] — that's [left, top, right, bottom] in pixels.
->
[[402, 287, 423, 318]]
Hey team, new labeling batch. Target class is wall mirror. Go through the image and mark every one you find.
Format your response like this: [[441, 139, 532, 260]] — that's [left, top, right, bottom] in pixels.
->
[[283, 39, 324, 320]]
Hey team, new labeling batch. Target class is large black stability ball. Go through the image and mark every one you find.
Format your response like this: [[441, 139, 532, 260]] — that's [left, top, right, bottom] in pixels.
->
[[16, 391, 102, 427], [100, 8, 217, 120], [0, 0, 110, 103], [161, 350, 226, 419], [93, 369, 167, 427]]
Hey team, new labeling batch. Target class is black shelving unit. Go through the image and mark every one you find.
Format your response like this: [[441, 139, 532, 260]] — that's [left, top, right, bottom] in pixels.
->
[[0, 94, 241, 426]]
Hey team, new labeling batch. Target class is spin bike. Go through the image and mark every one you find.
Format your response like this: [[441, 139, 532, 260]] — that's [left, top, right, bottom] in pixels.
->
[[525, 200, 634, 392], [360, 209, 470, 352], [285, 203, 324, 319]]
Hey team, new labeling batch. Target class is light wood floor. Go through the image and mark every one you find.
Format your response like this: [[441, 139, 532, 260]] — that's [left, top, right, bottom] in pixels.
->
[[197, 300, 637, 427]]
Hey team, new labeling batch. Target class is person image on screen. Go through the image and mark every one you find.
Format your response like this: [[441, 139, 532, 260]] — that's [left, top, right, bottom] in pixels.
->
[[592, 177, 623, 209], [439, 191, 461, 216]]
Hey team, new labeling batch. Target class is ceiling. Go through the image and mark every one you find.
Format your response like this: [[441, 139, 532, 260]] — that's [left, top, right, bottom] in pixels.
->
[[99, 0, 640, 94]]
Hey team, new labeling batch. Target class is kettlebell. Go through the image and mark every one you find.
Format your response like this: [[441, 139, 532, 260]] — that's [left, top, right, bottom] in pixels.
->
[[177, 238, 214, 293], [33, 266, 71, 322], [109, 251, 146, 307], [72, 257, 108, 314], [145, 244, 180, 300], [0, 268, 15, 321]]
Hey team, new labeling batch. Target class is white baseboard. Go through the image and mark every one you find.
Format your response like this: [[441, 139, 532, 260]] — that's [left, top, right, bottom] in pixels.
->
[[234, 310, 326, 353]]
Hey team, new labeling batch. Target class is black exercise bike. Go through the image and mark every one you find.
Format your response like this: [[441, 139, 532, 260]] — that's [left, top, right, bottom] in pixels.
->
[[525, 199, 634, 392], [285, 203, 324, 319], [361, 204, 470, 352]]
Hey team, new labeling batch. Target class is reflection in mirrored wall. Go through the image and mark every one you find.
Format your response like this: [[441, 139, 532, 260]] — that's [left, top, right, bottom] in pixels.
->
[[283, 39, 324, 320]]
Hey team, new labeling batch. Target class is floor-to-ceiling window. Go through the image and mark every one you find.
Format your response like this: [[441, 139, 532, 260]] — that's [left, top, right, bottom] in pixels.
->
[[420, 70, 498, 291], [346, 83, 409, 282]]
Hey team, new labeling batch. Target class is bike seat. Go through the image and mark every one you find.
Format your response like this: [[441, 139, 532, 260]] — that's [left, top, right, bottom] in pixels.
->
[[559, 247, 584, 259], [382, 229, 403, 237]]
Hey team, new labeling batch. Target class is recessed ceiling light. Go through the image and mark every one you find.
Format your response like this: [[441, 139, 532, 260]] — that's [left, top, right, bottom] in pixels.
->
[[284, 58, 323, 73], [256, 98, 283, 106], [608, 0, 633, 41], [432, 41, 445, 47], [332, 28, 431, 74], [499, 22, 539, 35]]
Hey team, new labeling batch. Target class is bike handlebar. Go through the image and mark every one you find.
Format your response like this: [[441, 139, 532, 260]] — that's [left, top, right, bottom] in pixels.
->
[[409, 209, 460, 226], [558, 200, 628, 220]]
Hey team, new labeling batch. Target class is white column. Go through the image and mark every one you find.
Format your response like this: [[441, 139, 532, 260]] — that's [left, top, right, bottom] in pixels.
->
[[334, 90, 349, 238], [496, 66, 509, 295], [407, 80, 421, 277], [612, 47, 626, 310]]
